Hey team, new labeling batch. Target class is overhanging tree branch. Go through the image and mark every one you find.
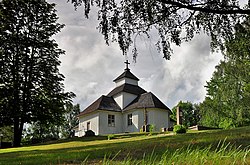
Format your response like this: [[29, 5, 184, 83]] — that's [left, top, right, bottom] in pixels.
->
[[159, 0, 250, 14], [68, 0, 250, 60]]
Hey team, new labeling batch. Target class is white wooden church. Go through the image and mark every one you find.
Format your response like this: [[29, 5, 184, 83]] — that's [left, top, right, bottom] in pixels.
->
[[76, 61, 172, 136]]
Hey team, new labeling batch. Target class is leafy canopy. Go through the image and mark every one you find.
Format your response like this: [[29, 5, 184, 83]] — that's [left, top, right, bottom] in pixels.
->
[[68, 0, 250, 60], [0, 0, 74, 146], [171, 101, 200, 127], [199, 17, 250, 128]]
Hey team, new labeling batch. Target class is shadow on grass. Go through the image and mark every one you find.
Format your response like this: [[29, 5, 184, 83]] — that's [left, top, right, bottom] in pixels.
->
[[0, 126, 249, 165], [23, 135, 108, 147]]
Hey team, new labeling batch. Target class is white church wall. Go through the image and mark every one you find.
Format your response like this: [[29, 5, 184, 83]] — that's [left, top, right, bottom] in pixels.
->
[[116, 79, 124, 87], [74, 131, 80, 137], [116, 78, 138, 87], [123, 92, 137, 109], [99, 111, 123, 135], [114, 93, 122, 108], [125, 78, 138, 86], [137, 109, 145, 131], [147, 109, 170, 131], [113, 92, 137, 109], [123, 109, 143, 133], [78, 112, 99, 136]]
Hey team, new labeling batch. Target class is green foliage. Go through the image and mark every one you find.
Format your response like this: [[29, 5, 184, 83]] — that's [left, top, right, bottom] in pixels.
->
[[140, 128, 143, 133], [198, 97, 221, 128], [219, 119, 235, 130], [148, 124, 155, 136], [0, 126, 13, 142], [69, 0, 249, 60], [0, 0, 75, 146], [107, 134, 115, 140], [171, 101, 200, 127], [23, 121, 61, 144], [61, 103, 80, 138], [173, 125, 187, 134], [149, 124, 155, 133], [22, 103, 80, 144], [199, 18, 250, 129]]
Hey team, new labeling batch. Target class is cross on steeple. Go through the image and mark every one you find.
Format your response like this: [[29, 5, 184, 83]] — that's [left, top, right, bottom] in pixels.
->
[[124, 60, 130, 70]]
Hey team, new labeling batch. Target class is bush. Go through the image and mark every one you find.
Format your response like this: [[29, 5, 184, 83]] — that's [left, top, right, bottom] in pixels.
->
[[140, 128, 143, 132], [148, 124, 155, 136], [107, 134, 115, 140], [149, 124, 155, 133], [84, 130, 95, 137], [173, 125, 186, 134]]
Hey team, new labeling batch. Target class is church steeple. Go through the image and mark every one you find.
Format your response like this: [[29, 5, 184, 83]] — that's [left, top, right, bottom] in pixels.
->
[[109, 60, 145, 109], [113, 60, 139, 87]]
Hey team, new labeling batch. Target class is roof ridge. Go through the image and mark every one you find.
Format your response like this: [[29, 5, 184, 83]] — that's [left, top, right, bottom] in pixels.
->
[[123, 91, 171, 112], [113, 69, 139, 82], [78, 95, 121, 117], [107, 83, 146, 97]]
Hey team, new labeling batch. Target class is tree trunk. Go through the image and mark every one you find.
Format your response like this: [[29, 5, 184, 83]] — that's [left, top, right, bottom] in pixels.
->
[[13, 118, 24, 147]]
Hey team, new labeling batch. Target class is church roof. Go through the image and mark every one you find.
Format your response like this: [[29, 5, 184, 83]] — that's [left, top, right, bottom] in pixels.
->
[[124, 92, 171, 112], [113, 69, 139, 82], [107, 83, 146, 97], [79, 61, 171, 117], [78, 95, 121, 116]]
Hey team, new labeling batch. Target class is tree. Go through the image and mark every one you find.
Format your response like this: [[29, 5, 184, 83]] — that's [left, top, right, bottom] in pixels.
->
[[0, 126, 13, 143], [199, 17, 250, 128], [61, 103, 80, 138], [171, 101, 200, 127], [0, 0, 75, 147], [23, 121, 61, 144], [23, 103, 80, 143], [68, 0, 250, 60]]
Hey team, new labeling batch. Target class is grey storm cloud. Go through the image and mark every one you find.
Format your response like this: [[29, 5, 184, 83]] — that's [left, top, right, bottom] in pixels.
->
[[48, 0, 222, 109]]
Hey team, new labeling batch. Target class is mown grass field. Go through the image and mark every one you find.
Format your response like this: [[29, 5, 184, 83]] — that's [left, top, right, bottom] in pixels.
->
[[0, 126, 249, 165]]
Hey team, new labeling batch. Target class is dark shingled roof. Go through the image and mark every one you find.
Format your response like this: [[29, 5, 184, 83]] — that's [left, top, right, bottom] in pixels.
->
[[107, 83, 147, 97], [78, 95, 121, 117], [113, 69, 139, 82], [124, 92, 171, 113]]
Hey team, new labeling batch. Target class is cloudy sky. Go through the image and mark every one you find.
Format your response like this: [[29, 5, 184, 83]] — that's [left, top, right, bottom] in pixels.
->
[[47, 0, 225, 109]]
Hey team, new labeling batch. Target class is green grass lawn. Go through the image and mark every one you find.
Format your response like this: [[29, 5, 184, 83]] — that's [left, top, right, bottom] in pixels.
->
[[0, 126, 250, 165]]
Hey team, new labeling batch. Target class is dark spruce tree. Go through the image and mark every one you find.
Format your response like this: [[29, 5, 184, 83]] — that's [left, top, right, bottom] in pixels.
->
[[0, 0, 75, 147], [68, 0, 250, 60]]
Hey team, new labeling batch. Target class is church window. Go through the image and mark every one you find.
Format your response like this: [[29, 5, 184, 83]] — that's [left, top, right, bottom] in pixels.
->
[[128, 114, 132, 126], [108, 114, 115, 127]]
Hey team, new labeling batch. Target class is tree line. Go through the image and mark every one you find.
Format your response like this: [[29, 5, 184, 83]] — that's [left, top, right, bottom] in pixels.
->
[[171, 19, 250, 128]]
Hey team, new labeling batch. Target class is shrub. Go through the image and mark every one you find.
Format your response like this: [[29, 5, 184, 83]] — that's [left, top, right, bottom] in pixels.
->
[[84, 130, 95, 137], [149, 124, 155, 133], [107, 134, 115, 140], [173, 125, 186, 134], [140, 128, 143, 132], [219, 119, 235, 129]]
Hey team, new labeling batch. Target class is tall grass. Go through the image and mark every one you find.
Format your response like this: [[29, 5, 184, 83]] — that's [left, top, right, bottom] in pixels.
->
[[0, 126, 249, 164], [100, 139, 250, 165]]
